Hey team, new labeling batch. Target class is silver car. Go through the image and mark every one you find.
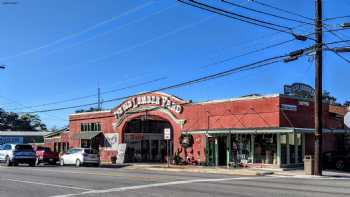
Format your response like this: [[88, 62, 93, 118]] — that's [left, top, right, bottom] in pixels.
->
[[60, 148, 100, 167]]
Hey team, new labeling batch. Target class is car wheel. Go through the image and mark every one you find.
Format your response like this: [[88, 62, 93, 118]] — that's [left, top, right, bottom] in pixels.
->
[[335, 159, 345, 170], [29, 161, 35, 167], [5, 156, 11, 167], [75, 159, 81, 167], [60, 159, 64, 166]]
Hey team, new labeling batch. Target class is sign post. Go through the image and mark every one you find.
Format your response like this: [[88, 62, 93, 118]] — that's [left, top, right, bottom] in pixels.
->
[[164, 128, 171, 167]]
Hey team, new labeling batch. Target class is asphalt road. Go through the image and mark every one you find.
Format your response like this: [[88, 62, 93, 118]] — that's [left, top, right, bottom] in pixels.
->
[[0, 165, 350, 197]]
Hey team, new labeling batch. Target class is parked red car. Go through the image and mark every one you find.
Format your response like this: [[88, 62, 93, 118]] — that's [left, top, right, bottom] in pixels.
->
[[35, 147, 59, 165]]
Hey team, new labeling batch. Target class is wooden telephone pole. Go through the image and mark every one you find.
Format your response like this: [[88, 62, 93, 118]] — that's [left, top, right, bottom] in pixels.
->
[[314, 0, 323, 176]]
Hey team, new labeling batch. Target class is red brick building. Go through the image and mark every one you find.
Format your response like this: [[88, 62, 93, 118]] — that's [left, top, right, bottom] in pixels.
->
[[44, 89, 349, 168]]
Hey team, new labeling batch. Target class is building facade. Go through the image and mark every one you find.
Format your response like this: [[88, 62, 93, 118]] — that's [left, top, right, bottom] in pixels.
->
[[44, 90, 349, 168], [0, 131, 51, 146]]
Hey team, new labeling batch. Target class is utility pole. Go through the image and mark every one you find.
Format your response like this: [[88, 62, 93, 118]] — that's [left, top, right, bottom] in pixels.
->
[[97, 87, 101, 111], [314, 0, 323, 176]]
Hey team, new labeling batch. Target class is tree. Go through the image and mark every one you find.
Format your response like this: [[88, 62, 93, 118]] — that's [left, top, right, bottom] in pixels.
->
[[344, 101, 350, 107], [0, 108, 47, 131]]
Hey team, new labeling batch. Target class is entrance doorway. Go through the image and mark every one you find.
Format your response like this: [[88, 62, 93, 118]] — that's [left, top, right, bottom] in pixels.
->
[[124, 116, 173, 163], [206, 136, 227, 166]]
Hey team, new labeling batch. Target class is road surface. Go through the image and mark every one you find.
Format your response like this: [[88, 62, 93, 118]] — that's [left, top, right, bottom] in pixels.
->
[[0, 165, 349, 197]]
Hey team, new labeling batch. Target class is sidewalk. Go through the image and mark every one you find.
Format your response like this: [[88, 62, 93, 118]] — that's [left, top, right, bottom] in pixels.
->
[[116, 163, 350, 178], [122, 163, 275, 176]]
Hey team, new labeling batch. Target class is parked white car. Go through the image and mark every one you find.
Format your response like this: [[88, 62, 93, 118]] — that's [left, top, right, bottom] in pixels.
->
[[0, 144, 36, 166], [60, 148, 100, 167]]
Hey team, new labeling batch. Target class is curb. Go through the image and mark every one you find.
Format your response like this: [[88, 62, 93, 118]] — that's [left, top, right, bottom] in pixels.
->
[[135, 166, 274, 176]]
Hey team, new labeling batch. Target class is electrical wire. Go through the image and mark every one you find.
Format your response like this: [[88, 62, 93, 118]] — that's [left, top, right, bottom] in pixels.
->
[[324, 15, 350, 21], [0, 1, 155, 62], [178, 0, 294, 35], [7, 77, 167, 111], [221, 0, 314, 26], [43, 3, 178, 57], [251, 0, 313, 21], [20, 54, 293, 114]]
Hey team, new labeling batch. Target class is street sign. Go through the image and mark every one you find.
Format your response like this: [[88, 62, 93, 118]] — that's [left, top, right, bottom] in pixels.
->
[[164, 128, 171, 140], [345, 112, 350, 128]]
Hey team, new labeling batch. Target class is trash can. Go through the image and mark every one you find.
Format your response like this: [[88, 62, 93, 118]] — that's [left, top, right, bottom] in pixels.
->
[[304, 155, 314, 175]]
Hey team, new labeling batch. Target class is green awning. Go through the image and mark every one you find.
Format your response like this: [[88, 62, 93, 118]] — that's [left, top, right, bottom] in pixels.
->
[[74, 131, 101, 140]]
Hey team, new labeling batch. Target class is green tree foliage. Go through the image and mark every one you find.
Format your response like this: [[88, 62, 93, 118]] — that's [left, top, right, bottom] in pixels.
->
[[0, 108, 47, 131]]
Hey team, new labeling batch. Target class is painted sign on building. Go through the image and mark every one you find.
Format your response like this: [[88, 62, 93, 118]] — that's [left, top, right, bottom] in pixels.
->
[[0, 136, 23, 145], [104, 133, 119, 150], [115, 95, 183, 118], [284, 83, 315, 98]]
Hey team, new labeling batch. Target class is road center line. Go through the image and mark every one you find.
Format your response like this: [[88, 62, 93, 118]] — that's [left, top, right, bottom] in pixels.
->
[[7, 178, 92, 191], [50, 176, 268, 197]]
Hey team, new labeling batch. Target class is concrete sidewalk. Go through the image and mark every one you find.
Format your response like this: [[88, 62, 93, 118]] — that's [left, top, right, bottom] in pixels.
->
[[116, 163, 350, 178], [121, 164, 275, 176]]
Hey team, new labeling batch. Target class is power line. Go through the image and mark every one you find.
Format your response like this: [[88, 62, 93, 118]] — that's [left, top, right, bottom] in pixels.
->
[[0, 95, 67, 122], [0, 1, 155, 62], [251, 0, 313, 21], [178, 0, 295, 35], [324, 15, 350, 21], [65, 14, 214, 69], [20, 53, 295, 114], [43, 3, 178, 57], [248, 0, 350, 64], [7, 77, 167, 111], [221, 0, 314, 26]]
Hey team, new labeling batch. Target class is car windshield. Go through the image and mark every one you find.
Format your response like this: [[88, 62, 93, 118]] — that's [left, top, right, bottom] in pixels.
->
[[67, 148, 82, 154], [15, 144, 33, 151], [84, 149, 98, 154]]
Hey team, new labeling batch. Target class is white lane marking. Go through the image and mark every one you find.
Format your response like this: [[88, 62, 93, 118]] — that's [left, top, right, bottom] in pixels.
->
[[7, 179, 92, 191], [50, 176, 271, 197]]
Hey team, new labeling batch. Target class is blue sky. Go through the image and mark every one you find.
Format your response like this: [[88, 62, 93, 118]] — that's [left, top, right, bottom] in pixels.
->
[[0, 0, 349, 129]]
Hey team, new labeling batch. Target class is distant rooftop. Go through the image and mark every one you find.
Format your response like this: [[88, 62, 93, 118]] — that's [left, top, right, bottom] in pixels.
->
[[0, 131, 51, 136]]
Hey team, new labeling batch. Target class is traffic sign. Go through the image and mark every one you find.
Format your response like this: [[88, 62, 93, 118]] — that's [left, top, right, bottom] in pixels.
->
[[345, 112, 350, 128], [164, 128, 171, 140]]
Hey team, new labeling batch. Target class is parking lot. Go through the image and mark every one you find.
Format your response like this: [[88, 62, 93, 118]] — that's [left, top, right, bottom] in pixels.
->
[[0, 165, 350, 197]]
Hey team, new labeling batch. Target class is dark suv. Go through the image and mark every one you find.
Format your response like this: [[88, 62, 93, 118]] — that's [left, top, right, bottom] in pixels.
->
[[0, 144, 36, 166]]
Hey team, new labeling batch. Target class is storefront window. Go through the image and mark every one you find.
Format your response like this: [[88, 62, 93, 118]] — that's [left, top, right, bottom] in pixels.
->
[[254, 134, 277, 164], [231, 134, 251, 164], [289, 133, 295, 164], [280, 134, 287, 165]]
